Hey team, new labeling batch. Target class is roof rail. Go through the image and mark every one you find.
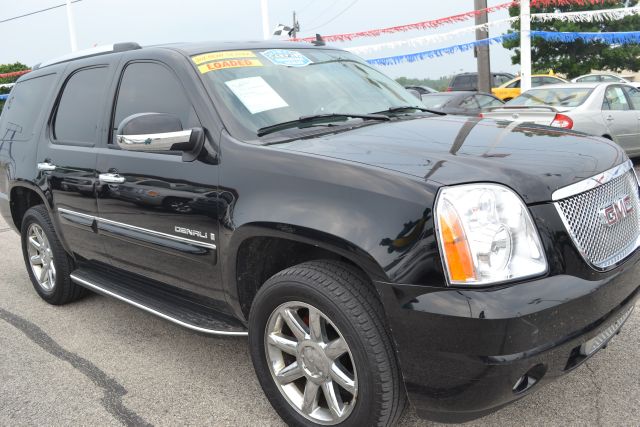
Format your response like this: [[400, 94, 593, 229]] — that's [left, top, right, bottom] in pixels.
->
[[34, 42, 141, 70]]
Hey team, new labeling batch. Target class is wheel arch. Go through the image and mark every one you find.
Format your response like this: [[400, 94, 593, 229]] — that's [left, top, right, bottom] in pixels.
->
[[224, 222, 388, 321], [9, 183, 52, 231]]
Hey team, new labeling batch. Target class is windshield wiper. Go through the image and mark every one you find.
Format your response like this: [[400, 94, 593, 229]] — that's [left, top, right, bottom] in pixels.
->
[[257, 113, 390, 137], [375, 106, 447, 116]]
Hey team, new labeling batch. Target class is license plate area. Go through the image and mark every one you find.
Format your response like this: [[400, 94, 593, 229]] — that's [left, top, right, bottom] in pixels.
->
[[565, 305, 634, 371], [580, 306, 634, 356]]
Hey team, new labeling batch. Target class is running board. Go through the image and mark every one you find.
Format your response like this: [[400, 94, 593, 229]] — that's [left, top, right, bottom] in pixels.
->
[[70, 268, 247, 337]]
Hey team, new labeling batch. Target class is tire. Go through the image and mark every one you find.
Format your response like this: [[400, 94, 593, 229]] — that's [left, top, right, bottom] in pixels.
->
[[249, 260, 406, 427], [20, 205, 85, 305]]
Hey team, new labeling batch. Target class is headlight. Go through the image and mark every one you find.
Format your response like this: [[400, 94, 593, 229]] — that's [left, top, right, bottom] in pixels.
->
[[435, 183, 547, 285]]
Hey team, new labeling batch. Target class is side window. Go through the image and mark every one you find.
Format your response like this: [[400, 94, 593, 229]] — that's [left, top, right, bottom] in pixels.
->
[[600, 75, 621, 82], [112, 62, 199, 139], [459, 96, 478, 109], [623, 87, 640, 110], [54, 67, 110, 144], [543, 77, 561, 85], [475, 95, 502, 108], [603, 87, 630, 111], [493, 75, 510, 86], [0, 74, 56, 142], [531, 77, 544, 87], [579, 75, 599, 82], [507, 79, 521, 88]]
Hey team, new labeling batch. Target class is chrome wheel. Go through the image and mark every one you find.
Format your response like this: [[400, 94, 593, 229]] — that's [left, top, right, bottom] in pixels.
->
[[265, 301, 357, 425], [26, 223, 56, 292]]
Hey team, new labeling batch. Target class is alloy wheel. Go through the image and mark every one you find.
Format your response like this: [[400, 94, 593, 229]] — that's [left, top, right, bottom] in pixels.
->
[[264, 301, 357, 425], [26, 223, 56, 292]]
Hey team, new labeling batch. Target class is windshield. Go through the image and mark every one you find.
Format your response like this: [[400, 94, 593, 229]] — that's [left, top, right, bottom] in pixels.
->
[[506, 87, 593, 108], [193, 48, 425, 140], [420, 94, 456, 108]]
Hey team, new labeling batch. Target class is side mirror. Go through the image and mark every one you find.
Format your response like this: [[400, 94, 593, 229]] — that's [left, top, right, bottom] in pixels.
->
[[116, 113, 204, 162]]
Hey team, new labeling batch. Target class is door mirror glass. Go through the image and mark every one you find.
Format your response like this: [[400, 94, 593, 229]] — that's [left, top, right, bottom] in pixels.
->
[[116, 113, 204, 160]]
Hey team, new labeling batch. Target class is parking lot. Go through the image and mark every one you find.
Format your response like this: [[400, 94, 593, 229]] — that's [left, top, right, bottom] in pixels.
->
[[0, 211, 638, 426]]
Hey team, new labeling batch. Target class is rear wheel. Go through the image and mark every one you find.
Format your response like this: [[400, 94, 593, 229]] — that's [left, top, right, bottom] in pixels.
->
[[249, 260, 405, 426], [20, 205, 85, 305]]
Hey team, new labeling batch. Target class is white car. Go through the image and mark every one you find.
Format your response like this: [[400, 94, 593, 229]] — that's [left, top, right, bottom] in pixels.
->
[[482, 82, 640, 157], [571, 73, 640, 89]]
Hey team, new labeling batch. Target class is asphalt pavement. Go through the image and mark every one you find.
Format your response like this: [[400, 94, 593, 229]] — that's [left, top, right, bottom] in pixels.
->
[[0, 214, 638, 426]]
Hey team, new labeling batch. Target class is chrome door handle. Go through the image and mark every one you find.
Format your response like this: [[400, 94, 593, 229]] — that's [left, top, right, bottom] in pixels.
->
[[98, 173, 126, 184], [606, 115, 614, 122], [37, 162, 56, 171]]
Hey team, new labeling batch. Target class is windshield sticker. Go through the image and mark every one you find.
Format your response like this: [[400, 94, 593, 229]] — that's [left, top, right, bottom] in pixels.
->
[[225, 77, 288, 114], [260, 49, 312, 67], [197, 58, 263, 74], [192, 50, 256, 65]]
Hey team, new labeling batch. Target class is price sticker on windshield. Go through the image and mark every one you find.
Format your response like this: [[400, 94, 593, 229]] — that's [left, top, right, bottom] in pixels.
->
[[261, 49, 312, 67]]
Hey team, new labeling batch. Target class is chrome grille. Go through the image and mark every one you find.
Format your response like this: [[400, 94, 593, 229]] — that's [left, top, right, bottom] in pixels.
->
[[555, 163, 640, 270]]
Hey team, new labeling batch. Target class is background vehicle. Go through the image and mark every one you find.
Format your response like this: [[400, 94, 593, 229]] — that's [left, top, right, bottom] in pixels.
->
[[482, 83, 640, 156], [492, 74, 568, 101], [571, 73, 640, 89], [446, 72, 514, 91], [404, 85, 438, 94], [1, 42, 639, 427], [420, 91, 503, 115]]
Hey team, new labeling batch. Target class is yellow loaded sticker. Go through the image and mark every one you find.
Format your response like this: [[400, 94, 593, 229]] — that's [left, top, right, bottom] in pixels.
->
[[192, 50, 256, 65], [197, 58, 263, 74]]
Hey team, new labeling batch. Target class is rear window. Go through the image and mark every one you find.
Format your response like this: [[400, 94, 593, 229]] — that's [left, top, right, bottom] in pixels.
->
[[0, 74, 56, 142], [507, 87, 593, 108], [452, 75, 475, 88]]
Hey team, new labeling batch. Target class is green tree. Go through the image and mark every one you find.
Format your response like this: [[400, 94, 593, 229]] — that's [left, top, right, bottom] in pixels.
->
[[0, 62, 30, 112], [503, 1, 640, 78], [396, 75, 452, 91]]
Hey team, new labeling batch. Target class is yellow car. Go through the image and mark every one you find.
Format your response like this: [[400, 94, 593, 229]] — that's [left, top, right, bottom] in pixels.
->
[[492, 74, 568, 101]]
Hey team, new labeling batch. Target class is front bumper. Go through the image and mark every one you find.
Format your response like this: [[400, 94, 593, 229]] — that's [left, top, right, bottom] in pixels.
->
[[375, 249, 640, 423]]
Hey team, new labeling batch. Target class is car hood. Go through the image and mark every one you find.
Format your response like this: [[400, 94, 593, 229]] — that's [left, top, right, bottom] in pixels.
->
[[275, 115, 626, 204]]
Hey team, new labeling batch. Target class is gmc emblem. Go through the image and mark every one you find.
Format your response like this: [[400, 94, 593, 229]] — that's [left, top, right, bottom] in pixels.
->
[[600, 195, 634, 226]]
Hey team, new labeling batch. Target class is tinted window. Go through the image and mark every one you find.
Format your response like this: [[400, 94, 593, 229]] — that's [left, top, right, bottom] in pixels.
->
[[0, 74, 56, 142], [603, 87, 631, 111], [113, 62, 199, 136], [531, 77, 545, 87], [542, 77, 563, 85], [508, 88, 593, 108], [54, 67, 110, 143]]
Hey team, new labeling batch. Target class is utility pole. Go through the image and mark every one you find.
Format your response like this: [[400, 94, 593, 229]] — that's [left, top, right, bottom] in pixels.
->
[[520, 0, 532, 92], [291, 11, 299, 38], [260, 0, 270, 40], [65, 0, 78, 52], [474, 0, 491, 93]]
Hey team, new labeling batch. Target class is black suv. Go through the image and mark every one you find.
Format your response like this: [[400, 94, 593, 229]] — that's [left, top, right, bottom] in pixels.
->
[[1, 41, 638, 426], [447, 71, 513, 91]]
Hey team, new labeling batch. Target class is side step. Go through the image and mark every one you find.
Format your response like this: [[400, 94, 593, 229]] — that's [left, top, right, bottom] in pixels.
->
[[70, 268, 247, 336]]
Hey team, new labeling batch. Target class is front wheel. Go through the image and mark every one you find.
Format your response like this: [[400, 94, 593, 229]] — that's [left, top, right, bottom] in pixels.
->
[[249, 260, 406, 426]]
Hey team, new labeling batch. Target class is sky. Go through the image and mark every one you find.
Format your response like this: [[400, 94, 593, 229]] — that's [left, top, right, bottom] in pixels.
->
[[0, 0, 519, 79]]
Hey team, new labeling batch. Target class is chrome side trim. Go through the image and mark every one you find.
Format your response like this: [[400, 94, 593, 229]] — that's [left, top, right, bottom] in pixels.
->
[[116, 130, 191, 152], [552, 160, 634, 201], [70, 273, 248, 337], [57, 208, 216, 250]]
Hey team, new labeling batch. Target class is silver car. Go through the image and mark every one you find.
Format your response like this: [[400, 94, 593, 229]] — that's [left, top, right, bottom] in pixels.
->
[[482, 83, 640, 157], [571, 73, 640, 89]]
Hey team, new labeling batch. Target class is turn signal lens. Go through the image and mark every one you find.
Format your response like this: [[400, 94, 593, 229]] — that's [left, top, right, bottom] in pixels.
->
[[438, 199, 477, 282], [435, 184, 547, 286], [550, 113, 573, 129]]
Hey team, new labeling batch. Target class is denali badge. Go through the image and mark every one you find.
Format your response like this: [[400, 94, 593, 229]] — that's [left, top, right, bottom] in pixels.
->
[[599, 195, 633, 226], [174, 226, 215, 241]]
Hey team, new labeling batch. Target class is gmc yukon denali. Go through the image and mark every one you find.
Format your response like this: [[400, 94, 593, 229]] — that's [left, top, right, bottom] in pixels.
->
[[0, 41, 638, 426]]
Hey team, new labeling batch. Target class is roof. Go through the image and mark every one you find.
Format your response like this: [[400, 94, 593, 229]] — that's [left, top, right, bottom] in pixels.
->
[[161, 40, 340, 56]]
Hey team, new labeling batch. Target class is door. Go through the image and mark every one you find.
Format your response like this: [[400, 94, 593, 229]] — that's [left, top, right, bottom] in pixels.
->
[[621, 86, 640, 156], [601, 85, 640, 152], [36, 64, 112, 263], [96, 61, 223, 299]]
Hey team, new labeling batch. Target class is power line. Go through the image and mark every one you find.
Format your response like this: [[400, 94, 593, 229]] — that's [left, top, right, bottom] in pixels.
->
[[303, 0, 342, 27], [305, 0, 360, 32], [0, 0, 83, 25]]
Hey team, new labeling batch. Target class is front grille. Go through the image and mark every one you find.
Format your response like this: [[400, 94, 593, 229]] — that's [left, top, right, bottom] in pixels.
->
[[555, 167, 640, 270]]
